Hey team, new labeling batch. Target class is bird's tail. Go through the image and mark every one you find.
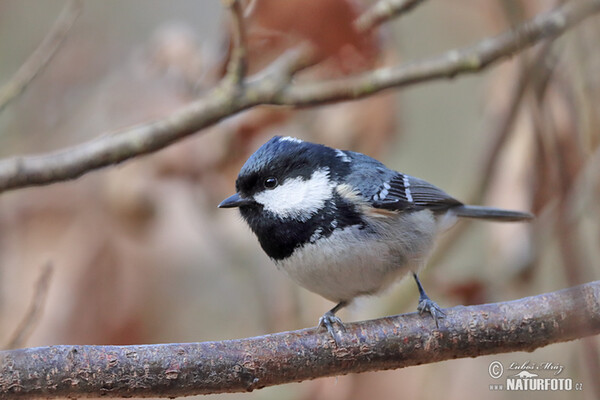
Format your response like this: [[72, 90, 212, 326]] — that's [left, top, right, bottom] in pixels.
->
[[452, 205, 534, 222]]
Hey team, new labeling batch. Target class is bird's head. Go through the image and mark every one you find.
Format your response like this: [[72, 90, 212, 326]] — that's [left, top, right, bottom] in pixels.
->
[[219, 136, 351, 223]]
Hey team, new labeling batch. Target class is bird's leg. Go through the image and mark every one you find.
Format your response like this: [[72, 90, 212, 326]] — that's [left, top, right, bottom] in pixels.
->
[[413, 273, 445, 328], [318, 301, 348, 344]]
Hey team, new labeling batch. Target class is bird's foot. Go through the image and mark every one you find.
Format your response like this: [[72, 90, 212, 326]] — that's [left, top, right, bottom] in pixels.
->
[[417, 297, 446, 328], [318, 311, 346, 345]]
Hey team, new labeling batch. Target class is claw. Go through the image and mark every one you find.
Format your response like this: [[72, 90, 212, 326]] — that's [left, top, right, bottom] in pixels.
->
[[413, 273, 445, 328], [318, 311, 346, 344], [317, 302, 348, 345], [417, 297, 446, 328]]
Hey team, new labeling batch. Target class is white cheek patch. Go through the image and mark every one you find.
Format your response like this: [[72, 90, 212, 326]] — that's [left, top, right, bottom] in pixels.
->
[[253, 168, 333, 221]]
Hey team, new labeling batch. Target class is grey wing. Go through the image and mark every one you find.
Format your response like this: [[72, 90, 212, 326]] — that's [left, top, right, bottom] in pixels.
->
[[371, 173, 463, 213]]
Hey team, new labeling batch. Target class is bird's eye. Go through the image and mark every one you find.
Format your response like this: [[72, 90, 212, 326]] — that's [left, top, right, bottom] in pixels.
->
[[264, 177, 278, 189]]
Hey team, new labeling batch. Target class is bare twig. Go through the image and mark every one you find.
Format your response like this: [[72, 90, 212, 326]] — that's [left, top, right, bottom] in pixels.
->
[[0, 281, 598, 398], [474, 41, 556, 205], [355, 0, 426, 33], [0, 0, 81, 114], [427, 41, 556, 269], [526, 35, 600, 397], [272, 0, 429, 77], [0, 1, 598, 194], [4, 263, 54, 350], [223, 0, 247, 86], [272, 1, 600, 106]]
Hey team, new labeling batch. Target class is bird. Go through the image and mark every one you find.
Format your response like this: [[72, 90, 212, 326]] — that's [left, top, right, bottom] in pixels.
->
[[218, 136, 533, 342]]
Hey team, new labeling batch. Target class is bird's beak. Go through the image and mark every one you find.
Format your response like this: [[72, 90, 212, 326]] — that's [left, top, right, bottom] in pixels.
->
[[218, 193, 254, 208]]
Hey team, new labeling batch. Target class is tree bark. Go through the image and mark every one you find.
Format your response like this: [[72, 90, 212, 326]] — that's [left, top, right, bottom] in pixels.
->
[[1, 281, 599, 399]]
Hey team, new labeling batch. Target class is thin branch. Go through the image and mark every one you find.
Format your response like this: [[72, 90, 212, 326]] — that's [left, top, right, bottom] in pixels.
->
[[282, 0, 428, 77], [0, 281, 598, 398], [428, 41, 556, 269], [271, 1, 600, 106], [0, 0, 81, 114], [355, 0, 426, 33], [0, 1, 598, 194], [4, 263, 54, 350], [474, 41, 556, 205], [223, 0, 247, 86]]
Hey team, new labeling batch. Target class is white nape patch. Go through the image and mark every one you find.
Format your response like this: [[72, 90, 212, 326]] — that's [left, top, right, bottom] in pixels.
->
[[279, 136, 303, 144], [403, 175, 413, 203], [253, 168, 333, 221], [335, 149, 351, 163]]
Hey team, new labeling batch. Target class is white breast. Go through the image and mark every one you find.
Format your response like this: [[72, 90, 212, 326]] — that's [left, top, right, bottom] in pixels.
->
[[275, 210, 438, 303]]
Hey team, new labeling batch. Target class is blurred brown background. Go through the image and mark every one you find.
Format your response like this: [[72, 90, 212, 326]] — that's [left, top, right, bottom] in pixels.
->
[[0, 1, 599, 399]]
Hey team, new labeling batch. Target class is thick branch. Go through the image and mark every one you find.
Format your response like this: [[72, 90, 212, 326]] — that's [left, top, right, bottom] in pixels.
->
[[0, 0, 81, 113], [1, 281, 599, 399], [0, 1, 598, 193]]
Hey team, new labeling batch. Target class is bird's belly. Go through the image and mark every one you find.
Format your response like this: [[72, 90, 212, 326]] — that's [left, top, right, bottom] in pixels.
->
[[274, 225, 416, 302]]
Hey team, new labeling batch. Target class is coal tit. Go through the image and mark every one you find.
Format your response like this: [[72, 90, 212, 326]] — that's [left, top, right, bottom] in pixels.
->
[[219, 136, 533, 341]]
